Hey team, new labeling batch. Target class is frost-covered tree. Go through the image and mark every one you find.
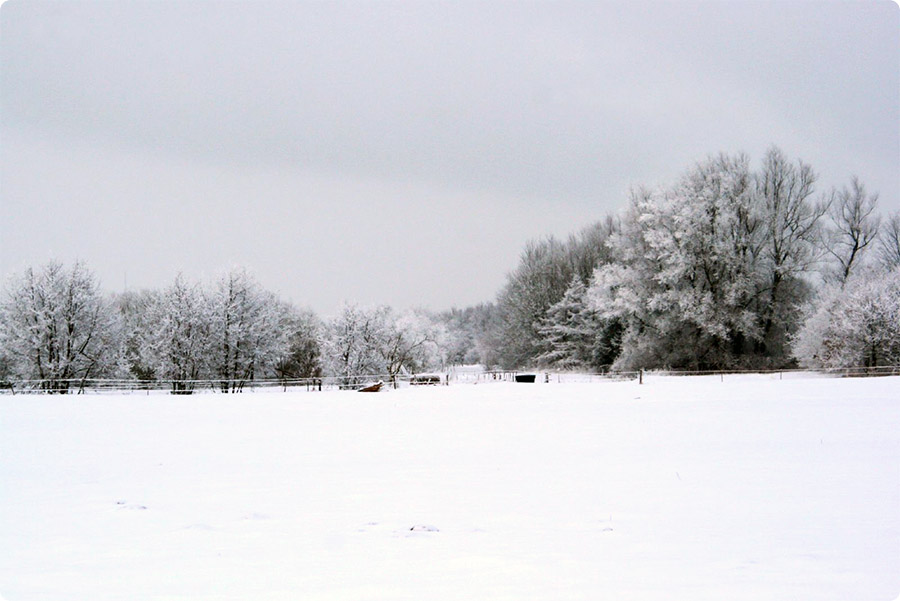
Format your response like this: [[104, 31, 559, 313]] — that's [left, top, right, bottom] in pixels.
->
[[473, 304, 506, 369], [792, 268, 900, 369], [537, 277, 620, 370], [589, 154, 767, 369], [494, 237, 571, 368], [113, 289, 158, 381], [439, 304, 490, 366], [380, 309, 444, 386], [565, 217, 621, 284], [273, 306, 324, 382], [141, 274, 211, 394], [487, 147, 884, 371], [824, 177, 880, 285], [0, 261, 119, 392], [0, 347, 13, 384], [493, 219, 619, 369], [207, 268, 289, 392], [321, 305, 451, 386], [322, 303, 390, 384]]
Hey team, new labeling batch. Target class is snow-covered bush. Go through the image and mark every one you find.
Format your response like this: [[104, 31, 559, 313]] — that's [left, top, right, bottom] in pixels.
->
[[792, 268, 900, 369]]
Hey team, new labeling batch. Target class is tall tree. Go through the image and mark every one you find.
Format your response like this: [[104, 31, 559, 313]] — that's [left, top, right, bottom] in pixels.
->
[[589, 154, 766, 369], [494, 237, 571, 367], [753, 147, 828, 361], [492, 221, 618, 369]]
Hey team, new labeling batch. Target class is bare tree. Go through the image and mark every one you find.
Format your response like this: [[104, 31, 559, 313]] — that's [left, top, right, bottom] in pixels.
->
[[877, 212, 900, 271], [825, 176, 880, 285], [754, 147, 828, 359]]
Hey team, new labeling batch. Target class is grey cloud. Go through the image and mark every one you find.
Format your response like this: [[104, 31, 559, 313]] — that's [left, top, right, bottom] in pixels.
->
[[2, 0, 897, 313]]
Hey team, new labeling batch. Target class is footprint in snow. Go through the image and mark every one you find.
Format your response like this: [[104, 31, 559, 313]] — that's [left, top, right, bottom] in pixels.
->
[[357, 522, 377, 532]]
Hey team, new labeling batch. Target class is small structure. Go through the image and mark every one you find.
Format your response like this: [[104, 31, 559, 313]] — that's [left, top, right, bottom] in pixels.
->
[[410, 374, 442, 386], [358, 381, 383, 393], [514, 374, 536, 383]]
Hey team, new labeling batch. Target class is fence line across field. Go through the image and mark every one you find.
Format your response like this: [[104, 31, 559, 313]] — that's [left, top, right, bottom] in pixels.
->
[[0, 373, 441, 395], [2, 364, 899, 395]]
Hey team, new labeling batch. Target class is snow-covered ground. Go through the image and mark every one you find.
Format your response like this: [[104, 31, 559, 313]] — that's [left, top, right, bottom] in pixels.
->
[[1, 375, 898, 600]]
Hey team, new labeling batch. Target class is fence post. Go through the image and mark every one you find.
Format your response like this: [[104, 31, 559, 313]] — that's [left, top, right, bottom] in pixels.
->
[[639, 369, 643, 385]]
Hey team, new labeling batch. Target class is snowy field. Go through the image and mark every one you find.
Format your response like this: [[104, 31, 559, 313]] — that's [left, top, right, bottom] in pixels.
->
[[1, 375, 898, 601]]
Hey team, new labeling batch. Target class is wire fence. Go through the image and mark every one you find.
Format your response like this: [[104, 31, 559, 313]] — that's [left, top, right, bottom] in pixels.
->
[[1, 365, 898, 395], [0, 373, 444, 395]]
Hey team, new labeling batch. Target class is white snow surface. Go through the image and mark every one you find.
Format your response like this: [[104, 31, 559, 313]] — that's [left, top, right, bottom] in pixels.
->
[[1, 375, 899, 600]]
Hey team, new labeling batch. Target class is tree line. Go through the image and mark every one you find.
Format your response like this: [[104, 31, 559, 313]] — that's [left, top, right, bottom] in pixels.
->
[[0, 265, 454, 392], [1, 146, 898, 392], [491, 147, 900, 372]]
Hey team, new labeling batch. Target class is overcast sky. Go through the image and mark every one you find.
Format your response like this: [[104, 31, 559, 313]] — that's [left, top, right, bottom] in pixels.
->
[[2, 0, 898, 315]]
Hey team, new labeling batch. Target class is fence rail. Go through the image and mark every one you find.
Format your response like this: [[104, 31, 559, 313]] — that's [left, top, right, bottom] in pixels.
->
[[0, 373, 438, 395], [645, 365, 900, 379], [1, 365, 898, 395]]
